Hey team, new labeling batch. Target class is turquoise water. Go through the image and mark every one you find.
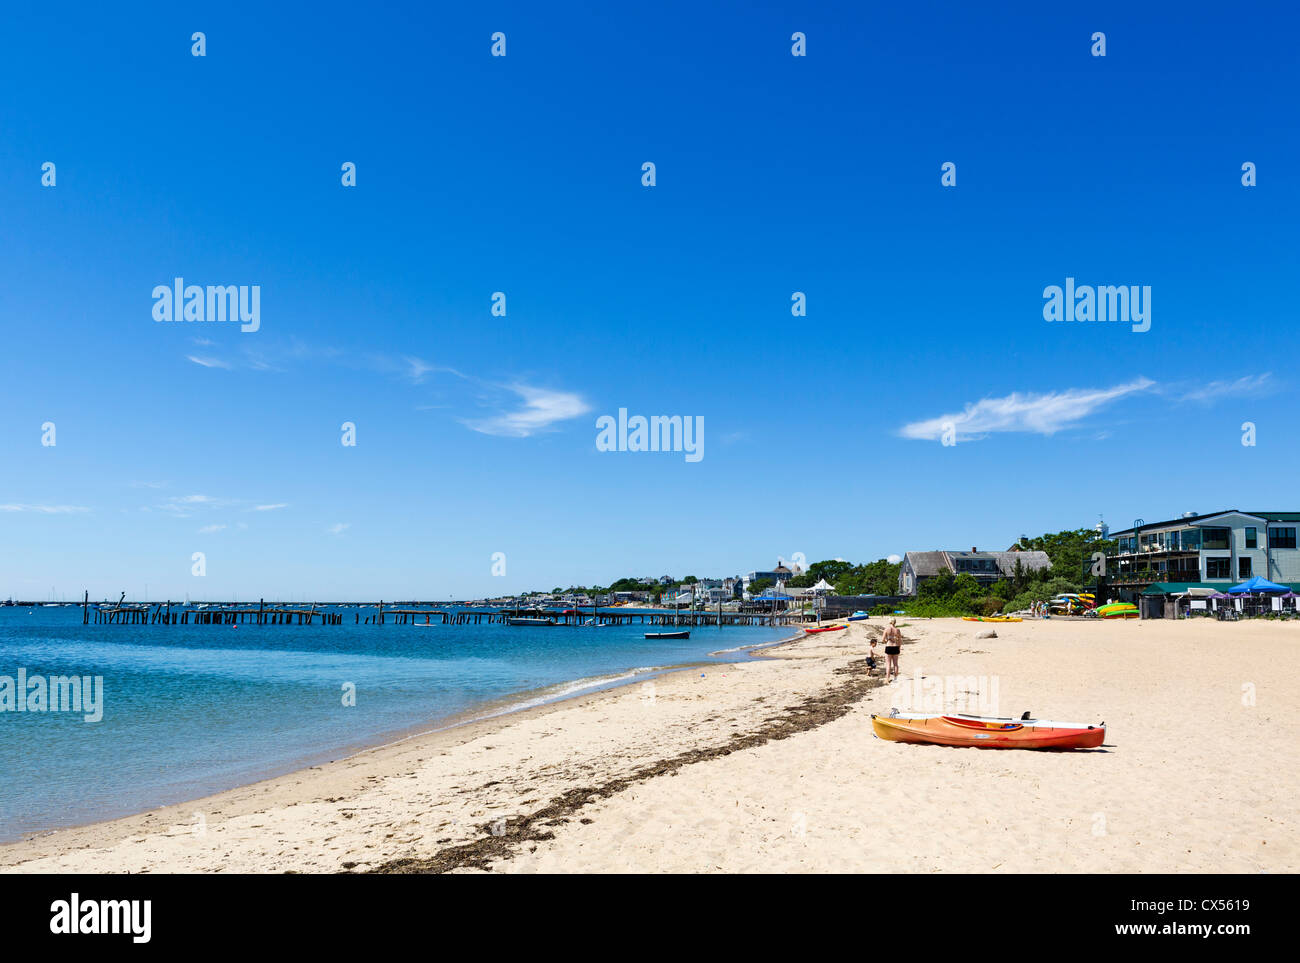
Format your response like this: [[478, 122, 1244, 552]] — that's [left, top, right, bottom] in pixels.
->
[[0, 606, 790, 842]]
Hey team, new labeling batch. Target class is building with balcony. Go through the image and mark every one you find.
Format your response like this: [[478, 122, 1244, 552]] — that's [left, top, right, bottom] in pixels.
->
[[1106, 510, 1300, 590]]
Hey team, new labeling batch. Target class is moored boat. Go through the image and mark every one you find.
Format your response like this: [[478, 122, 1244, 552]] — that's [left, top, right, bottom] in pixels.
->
[[871, 711, 1105, 750], [506, 616, 556, 626], [645, 630, 689, 639]]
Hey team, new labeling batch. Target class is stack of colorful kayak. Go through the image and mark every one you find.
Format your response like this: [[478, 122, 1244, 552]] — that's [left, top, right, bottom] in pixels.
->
[[1049, 593, 1095, 615], [871, 711, 1106, 750], [1096, 602, 1139, 619]]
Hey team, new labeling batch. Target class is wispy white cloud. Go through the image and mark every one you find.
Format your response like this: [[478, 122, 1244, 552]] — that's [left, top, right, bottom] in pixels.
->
[[182, 341, 288, 373], [242, 348, 283, 372], [179, 340, 586, 442], [158, 494, 230, 518], [0, 504, 90, 514], [465, 384, 592, 438], [130, 480, 169, 489], [405, 357, 437, 383], [327, 522, 350, 535], [197, 524, 227, 534], [186, 355, 231, 369], [157, 494, 284, 519], [900, 378, 1155, 443], [1179, 372, 1275, 403]]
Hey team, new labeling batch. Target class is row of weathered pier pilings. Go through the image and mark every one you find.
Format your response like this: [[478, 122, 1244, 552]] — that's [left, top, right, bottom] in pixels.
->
[[86, 601, 347, 625], [373, 609, 796, 626], [80, 592, 799, 627]]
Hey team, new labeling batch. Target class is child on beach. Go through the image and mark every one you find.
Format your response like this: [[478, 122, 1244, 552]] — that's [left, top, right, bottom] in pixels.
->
[[865, 637, 879, 674]]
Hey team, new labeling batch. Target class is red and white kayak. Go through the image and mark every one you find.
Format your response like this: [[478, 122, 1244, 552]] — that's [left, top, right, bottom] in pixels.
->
[[871, 711, 1105, 750]]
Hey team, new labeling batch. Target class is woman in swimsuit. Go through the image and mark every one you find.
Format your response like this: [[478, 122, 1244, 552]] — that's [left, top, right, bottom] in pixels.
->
[[882, 618, 902, 682]]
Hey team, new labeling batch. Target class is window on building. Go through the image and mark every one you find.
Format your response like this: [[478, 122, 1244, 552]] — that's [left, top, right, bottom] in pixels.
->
[[1181, 528, 1201, 550], [1206, 557, 1231, 579], [1239, 557, 1252, 578], [1202, 528, 1231, 550], [1245, 527, 1257, 549], [1269, 527, 1297, 549]]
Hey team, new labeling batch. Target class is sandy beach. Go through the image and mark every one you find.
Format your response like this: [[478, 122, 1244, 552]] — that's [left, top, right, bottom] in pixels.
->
[[3, 616, 1295, 874]]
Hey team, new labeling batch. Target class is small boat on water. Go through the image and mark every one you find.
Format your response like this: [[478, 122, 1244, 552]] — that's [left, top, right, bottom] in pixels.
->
[[871, 711, 1105, 750], [804, 624, 846, 634], [645, 630, 689, 639], [506, 617, 556, 626], [847, 611, 871, 621]]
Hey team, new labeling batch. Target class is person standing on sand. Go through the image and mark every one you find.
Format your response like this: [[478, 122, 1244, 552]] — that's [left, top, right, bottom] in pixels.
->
[[882, 619, 902, 682]]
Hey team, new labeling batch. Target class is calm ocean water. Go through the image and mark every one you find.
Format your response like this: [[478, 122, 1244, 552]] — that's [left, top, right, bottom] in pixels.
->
[[0, 606, 790, 842]]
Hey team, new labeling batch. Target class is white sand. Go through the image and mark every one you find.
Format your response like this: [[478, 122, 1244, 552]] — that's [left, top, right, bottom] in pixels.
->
[[2, 617, 1295, 873]]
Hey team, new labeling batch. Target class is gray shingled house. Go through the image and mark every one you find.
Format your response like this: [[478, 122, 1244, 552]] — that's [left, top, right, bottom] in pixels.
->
[[898, 548, 1052, 596]]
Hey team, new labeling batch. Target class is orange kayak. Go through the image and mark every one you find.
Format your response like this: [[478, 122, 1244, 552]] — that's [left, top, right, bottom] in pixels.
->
[[871, 713, 1105, 750]]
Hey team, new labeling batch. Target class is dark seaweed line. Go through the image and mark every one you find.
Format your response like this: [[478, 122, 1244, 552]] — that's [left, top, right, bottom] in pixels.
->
[[365, 655, 884, 874]]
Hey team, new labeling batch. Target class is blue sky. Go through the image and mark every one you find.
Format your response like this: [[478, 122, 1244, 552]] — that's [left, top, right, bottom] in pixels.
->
[[1, 1, 1296, 600]]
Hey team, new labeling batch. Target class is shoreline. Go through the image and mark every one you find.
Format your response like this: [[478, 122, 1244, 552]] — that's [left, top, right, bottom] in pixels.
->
[[5, 617, 1295, 874], [0, 626, 812, 862]]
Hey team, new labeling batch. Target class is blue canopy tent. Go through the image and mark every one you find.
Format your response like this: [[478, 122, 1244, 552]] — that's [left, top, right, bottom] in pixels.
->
[[1227, 576, 1288, 594], [1224, 575, 1289, 618], [752, 591, 794, 621]]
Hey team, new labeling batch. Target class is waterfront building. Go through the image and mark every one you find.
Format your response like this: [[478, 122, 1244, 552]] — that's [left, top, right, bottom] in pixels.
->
[[898, 548, 1052, 596], [742, 562, 796, 596], [1106, 510, 1300, 589]]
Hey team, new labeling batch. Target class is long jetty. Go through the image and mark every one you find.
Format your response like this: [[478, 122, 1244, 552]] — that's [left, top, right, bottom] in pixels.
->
[[79, 592, 801, 628]]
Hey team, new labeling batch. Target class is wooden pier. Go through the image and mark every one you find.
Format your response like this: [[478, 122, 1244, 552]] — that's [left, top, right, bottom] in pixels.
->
[[79, 593, 802, 628]]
